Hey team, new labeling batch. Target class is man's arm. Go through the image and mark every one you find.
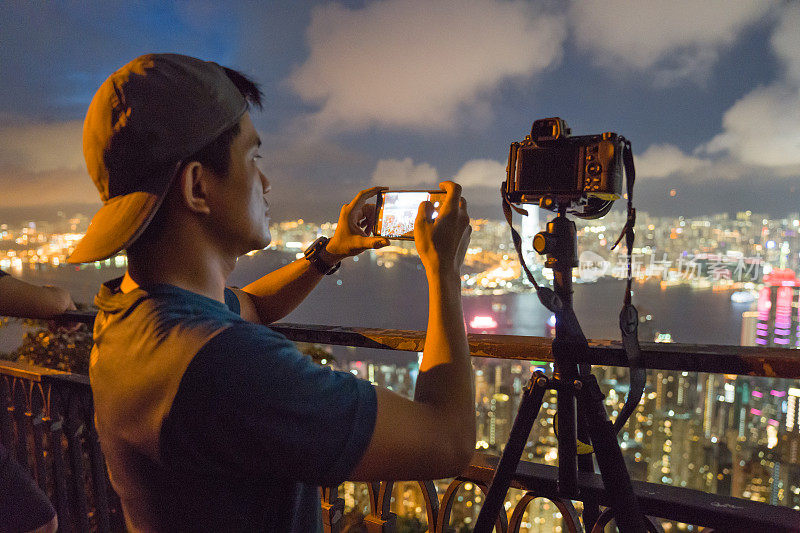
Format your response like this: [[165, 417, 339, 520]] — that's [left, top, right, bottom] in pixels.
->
[[232, 253, 338, 324], [236, 187, 388, 324], [349, 181, 475, 481], [0, 274, 76, 318]]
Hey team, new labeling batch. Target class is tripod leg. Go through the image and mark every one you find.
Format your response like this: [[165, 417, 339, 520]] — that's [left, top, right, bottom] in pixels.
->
[[474, 373, 548, 533], [577, 414, 600, 528], [577, 364, 600, 528], [557, 371, 578, 497], [577, 376, 646, 533]]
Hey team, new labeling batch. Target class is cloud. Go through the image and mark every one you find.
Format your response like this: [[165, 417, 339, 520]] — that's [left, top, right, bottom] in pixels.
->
[[702, 85, 800, 168], [635, 144, 711, 179], [635, 140, 800, 182], [453, 159, 506, 188], [0, 169, 98, 208], [371, 158, 438, 187], [635, 142, 780, 183], [771, 5, 800, 85], [0, 121, 85, 174], [256, 132, 369, 181], [371, 157, 506, 189], [570, 1, 775, 85], [699, 5, 800, 171], [633, 4, 800, 182], [289, 0, 565, 131], [0, 120, 97, 207]]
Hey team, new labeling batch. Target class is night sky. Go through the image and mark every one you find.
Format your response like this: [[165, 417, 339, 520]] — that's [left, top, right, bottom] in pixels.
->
[[1, 1, 798, 223]]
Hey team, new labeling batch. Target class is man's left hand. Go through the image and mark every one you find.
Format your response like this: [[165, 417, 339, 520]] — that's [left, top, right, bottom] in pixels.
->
[[325, 186, 390, 259]]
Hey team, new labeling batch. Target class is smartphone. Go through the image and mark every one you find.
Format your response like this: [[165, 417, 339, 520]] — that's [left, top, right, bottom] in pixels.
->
[[373, 189, 447, 240]]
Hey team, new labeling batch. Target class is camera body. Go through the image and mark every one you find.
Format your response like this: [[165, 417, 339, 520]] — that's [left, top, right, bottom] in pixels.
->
[[505, 117, 624, 209]]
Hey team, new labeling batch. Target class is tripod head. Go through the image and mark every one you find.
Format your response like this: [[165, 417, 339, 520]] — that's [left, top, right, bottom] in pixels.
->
[[532, 205, 578, 273]]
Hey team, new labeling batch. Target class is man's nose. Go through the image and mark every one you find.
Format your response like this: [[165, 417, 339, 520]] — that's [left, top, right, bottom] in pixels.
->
[[260, 170, 270, 193]]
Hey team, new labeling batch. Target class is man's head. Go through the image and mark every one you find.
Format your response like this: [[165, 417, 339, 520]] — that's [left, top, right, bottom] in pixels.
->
[[68, 53, 264, 264]]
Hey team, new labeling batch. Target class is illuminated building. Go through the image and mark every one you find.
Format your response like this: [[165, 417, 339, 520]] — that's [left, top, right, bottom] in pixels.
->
[[704, 374, 715, 439], [741, 310, 759, 346], [755, 269, 800, 347], [787, 388, 800, 433]]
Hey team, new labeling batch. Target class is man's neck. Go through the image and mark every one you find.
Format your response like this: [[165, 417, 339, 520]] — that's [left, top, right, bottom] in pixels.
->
[[123, 240, 237, 303]]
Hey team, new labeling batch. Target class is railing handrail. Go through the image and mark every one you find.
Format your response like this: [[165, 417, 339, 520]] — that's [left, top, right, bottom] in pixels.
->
[[31, 310, 800, 379], [0, 359, 89, 385]]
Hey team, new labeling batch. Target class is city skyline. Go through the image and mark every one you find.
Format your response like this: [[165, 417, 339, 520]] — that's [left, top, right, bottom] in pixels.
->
[[1, 1, 800, 224], [4, 206, 799, 311]]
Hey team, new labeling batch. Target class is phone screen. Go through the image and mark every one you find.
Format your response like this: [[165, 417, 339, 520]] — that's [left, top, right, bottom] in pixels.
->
[[375, 190, 446, 239]]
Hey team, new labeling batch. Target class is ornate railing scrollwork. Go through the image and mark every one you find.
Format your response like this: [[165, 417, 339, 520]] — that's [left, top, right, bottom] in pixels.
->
[[507, 492, 583, 533], [590, 507, 665, 533], [437, 477, 508, 533], [417, 479, 439, 531], [364, 480, 397, 531], [0, 362, 121, 532], [320, 485, 346, 533]]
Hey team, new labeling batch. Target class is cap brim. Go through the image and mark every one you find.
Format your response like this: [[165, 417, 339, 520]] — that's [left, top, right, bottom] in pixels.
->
[[67, 191, 161, 264]]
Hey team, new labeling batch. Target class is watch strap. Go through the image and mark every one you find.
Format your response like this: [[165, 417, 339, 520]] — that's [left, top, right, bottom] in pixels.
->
[[304, 237, 341, 275]]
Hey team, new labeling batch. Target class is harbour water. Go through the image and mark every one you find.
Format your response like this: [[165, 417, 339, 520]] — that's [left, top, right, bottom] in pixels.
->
[[1, 249, 749, 355]]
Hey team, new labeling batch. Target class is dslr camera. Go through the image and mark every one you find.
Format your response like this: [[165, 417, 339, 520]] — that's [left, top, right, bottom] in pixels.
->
[[505, 117, 625, 217]]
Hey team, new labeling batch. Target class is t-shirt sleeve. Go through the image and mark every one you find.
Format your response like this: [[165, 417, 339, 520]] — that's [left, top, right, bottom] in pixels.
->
[[223, 287, 240, 315], [160, 322, 377, 486]]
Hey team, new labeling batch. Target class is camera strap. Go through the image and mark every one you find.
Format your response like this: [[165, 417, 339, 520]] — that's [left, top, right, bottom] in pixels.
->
[[501, 188, 588, 348], [610, 139, 646, 433], [501, 187, 563, 314]]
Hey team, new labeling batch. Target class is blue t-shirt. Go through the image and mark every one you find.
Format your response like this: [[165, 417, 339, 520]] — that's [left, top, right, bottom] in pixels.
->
[[89, 278, 377, 532]]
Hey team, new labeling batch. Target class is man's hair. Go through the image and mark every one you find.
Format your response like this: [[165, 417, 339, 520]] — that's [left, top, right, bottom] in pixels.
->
[[127, 67, 263, 254]]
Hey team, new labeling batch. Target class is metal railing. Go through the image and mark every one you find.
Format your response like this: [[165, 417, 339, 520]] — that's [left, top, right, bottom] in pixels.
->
[[0, 360, 121, 532], [3, 311, 800, 532]]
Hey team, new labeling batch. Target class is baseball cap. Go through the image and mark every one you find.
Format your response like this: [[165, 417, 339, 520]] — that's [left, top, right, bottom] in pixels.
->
[[67, 53, 248, 263]]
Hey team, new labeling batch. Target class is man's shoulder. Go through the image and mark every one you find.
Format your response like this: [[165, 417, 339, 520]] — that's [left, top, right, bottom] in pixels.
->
[[192, 320, 300, 366], [90, 287, 255, 464], [96, 284, 242, 336]]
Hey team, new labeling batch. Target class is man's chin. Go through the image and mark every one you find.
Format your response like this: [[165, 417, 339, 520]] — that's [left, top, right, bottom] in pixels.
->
[[253, 233, 271, 252]]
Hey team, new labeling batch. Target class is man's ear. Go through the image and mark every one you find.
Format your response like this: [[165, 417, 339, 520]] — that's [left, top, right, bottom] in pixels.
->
[[177, 161, 212, 215]]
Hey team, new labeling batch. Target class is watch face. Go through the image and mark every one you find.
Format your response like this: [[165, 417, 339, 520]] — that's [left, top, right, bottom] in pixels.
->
[[305, 237, 326, 256]]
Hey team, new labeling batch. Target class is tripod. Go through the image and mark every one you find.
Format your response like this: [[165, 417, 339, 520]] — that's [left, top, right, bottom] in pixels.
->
[[473, 207, 645, 532]]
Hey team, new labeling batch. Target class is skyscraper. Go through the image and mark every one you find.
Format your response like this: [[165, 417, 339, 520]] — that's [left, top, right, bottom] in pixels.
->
[[755, 269, 800, 347], [741, 310, 759, 346]]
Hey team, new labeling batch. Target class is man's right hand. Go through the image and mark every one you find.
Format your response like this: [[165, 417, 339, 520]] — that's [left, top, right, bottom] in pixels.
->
[[351, 180, 476, 482], [413, 181, 471, 277]]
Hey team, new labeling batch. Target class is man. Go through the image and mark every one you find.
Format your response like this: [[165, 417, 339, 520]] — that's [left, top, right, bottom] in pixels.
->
[[68, 54, 474, 532]]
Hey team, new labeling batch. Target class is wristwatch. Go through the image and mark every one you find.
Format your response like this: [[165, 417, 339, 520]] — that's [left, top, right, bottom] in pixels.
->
[[304, 237, 341, 275]]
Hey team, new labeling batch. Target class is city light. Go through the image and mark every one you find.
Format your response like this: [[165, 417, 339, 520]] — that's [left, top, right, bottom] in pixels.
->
[[469, 315, 498, 330]]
